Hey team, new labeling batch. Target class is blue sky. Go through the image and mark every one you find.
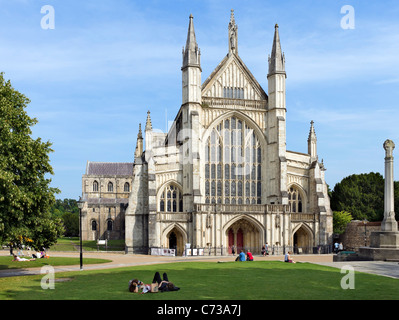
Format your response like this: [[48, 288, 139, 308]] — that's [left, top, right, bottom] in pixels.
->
[[1, 0, 398, 199]]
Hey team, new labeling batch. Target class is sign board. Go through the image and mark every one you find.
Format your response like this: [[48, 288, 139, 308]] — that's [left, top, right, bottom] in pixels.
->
[[150, 248, 175, 256]]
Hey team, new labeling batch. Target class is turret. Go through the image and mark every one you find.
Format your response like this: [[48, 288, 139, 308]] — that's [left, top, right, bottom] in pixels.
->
[[145, 110, 153, 154], [308, 120, 318, 162], [267, 24, 286, 111], [268, 24, 286, 77], [182, 14, 202, 105], [134, 123, 143, 159], [266, 23, 287, 205]]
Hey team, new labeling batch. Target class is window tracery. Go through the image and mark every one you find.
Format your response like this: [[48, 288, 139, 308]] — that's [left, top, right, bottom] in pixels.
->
[[205, 116, 262, 204], [159, 184, 183, 212], [288, 186, 303, 213]]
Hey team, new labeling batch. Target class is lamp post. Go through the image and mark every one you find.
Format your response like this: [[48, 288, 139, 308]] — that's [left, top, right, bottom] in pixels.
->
[[77, 196, 84, 271]]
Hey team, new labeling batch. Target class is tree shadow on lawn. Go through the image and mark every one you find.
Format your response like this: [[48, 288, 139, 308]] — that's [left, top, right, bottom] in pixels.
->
[[0, 256, 111, 271], [1, 261, 397, 300]]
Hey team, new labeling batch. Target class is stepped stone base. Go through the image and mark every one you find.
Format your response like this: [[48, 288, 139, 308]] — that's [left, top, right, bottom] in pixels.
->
[[358, 247, 399, 261], [358, 231, 399, 261]]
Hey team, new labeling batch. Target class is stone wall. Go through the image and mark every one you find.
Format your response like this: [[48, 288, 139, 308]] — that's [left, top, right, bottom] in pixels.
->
[[339, 220, 399, 251]]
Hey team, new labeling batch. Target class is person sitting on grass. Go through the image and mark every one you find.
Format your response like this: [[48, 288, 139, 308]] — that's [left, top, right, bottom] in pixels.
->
[[235, 250, 246, 261], [284, 251, 296, 263], [246, 250, 254, 261], [13, 254, 35, 262]]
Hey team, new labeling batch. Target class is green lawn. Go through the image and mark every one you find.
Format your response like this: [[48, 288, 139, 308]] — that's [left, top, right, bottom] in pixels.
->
[[0, 256, 111, 270], [0, 261, 397, 300], [48, 237, 125, 252]]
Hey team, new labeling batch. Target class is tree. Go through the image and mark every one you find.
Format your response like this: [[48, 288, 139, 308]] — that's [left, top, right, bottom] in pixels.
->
[[330, 172, 399, 222], [62, 211, 79, 237], [333, 211, 353, 234], [50, 198, 79, 236], [0, 72, 63, 248]]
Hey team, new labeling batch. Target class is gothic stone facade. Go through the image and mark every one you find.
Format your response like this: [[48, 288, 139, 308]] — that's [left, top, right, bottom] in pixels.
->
[[81, 11, 333, 255]]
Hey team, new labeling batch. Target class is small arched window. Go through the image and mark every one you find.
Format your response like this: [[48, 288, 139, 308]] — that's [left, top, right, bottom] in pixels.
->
[[93, 181, 99, 192], [124, 182, 130, 192], [108, 182, 113, 192], [288, 186, 303, 213], [107, 219, 113, 231], [91, 220, 97, 231]]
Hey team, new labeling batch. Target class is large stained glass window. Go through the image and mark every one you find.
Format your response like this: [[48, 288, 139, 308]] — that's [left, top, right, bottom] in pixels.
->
[[205, 116, 262, 205]]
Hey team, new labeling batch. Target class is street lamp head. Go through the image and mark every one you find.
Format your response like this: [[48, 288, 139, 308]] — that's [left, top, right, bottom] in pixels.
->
[[77, 196, 84, 209]]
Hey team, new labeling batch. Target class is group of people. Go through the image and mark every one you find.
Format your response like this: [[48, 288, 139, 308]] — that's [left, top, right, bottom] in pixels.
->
[[334, 242, 344, 254], [261, 243, 270, 256], [129, 272, 180, 294], [232, 246, 296, 264], [235, 250, 254, 261], [232, 244, 270, 258], [12, 250, 49, 262]]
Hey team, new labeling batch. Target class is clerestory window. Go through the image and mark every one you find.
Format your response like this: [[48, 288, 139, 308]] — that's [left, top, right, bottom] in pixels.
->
[[107, 182, 113, 192]]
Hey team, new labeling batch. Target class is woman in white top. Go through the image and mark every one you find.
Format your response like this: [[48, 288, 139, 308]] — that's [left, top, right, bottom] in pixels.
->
[[13, 254, 35, 262]]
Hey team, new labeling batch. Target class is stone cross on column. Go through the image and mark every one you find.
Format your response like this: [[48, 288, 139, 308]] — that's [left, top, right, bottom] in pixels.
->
[[382, 139, 397, 232]]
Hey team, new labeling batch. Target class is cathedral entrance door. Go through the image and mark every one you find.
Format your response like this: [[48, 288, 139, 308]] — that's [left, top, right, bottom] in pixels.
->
[[167, 228, 184, 256], [237, 228, 243, 252], [169, 232, 177, 251], [225, 218, 263, 254], [228, 229, 234, 254], [293, 226, 312, 254]]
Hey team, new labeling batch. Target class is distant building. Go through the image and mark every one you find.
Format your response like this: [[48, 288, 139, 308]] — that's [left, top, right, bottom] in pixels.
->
[[81, 11, 333, 255]]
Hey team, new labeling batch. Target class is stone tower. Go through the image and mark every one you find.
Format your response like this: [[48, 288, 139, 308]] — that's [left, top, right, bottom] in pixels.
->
[[181, 14, 202, 214], [266, 24, 287, 205]]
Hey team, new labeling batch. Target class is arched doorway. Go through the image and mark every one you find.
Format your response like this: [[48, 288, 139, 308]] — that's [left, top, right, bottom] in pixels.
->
[[166, 227, 184, 256], [293, 225, 312, 254], [169, 232, 177, 250], [226, 218, 262, 254]]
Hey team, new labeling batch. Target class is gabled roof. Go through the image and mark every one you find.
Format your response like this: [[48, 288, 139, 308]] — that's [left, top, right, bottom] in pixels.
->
[[201, 52, 267, 101], [85, 161, 133, 176]]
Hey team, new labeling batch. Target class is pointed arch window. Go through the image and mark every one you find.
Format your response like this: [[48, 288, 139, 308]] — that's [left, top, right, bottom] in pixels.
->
[[124, 182, 130, 192], [107, 219, 113, 231], [205, 116, 262, 205], [288, 187, 303, 213], [159, 184, 183, 212]]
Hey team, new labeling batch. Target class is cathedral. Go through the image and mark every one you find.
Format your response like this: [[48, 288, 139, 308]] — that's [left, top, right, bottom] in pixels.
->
[[80, 11, 333, 255]]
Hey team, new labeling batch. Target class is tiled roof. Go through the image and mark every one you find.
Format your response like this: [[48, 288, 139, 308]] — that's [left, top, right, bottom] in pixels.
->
[[87, 198, 129, 205], [85, 161, 133, 176]]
